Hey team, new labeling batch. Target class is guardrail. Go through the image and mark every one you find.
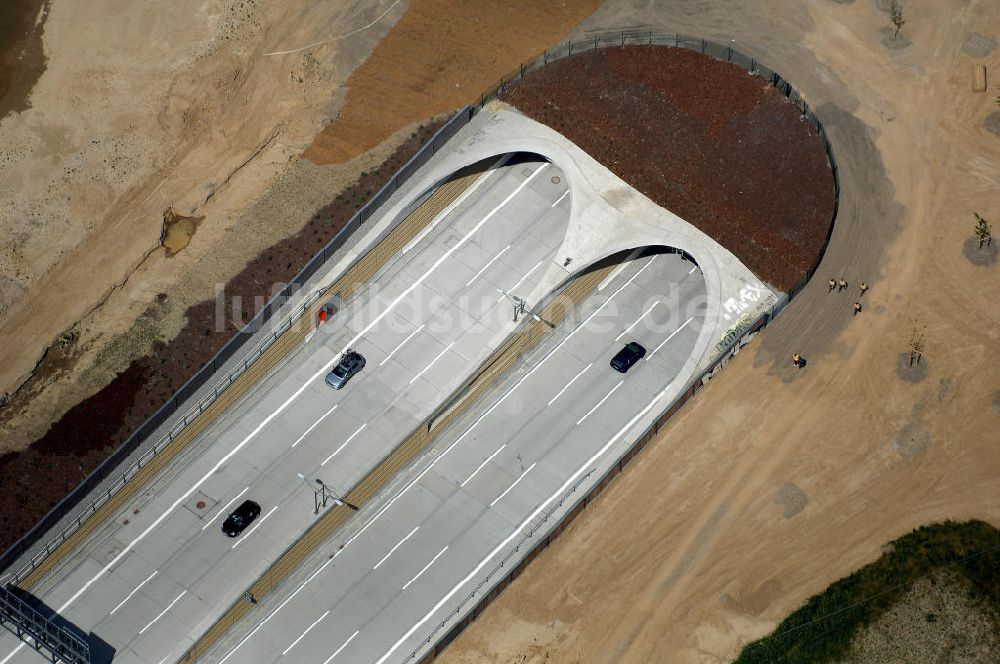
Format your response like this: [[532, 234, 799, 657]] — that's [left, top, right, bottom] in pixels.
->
[[0, 106, 476, 585], [404, 28, 838, 662], [405, 308, 774, 662]]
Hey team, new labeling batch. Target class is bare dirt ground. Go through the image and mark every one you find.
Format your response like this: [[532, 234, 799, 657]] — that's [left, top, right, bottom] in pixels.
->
[[0, 0, 604, 457], [438, 1, 1000, 662], [0, 0, 416, 448], [0, 0, 607, 554], [3, 0, 999, 659], [302, 0, 606, 164]]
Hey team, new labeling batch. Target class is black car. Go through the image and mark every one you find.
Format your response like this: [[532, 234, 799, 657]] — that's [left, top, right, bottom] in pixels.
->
[[222, 500, 261, 538], [610, 342, 646, 373], [325, 350, 366, 389]]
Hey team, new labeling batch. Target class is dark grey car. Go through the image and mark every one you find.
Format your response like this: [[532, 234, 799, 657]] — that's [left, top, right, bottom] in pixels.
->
[[610, 341, 646, 373], [325, 350, 366, 389]]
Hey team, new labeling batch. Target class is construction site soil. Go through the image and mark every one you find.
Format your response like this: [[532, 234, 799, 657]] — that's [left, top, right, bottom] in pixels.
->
[[0, 43, 837, 557], [0, 121, 442, 552], [499, 45, 836, 293]]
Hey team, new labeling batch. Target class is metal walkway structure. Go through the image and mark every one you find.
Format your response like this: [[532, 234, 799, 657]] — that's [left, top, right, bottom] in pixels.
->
[[0, 585, 89, 664]]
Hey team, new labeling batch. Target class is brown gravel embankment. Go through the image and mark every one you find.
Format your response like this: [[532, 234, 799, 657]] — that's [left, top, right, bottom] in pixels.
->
[[0, 121, 442, 554], [500, 45, 837, 293]]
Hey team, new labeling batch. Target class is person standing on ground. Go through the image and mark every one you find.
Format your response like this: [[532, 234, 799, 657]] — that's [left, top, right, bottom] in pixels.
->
[[828, 278, 836, 293], [838, 278, 848, 292], [853, 302, 862, 316], [859, 282, 869, 297], [792, 353, 804, 369]]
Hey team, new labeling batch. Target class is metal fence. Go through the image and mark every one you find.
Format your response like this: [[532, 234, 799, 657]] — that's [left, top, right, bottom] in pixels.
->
[[0, 106, 476, 583], [405, 30, 840, 662], [0, 585, 90, 664]]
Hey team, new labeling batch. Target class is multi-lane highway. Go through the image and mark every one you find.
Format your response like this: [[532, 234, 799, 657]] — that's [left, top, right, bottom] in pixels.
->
[[0, 96, 782, 664], [0, 156, 580, 664], [208, 249, 707, 663]]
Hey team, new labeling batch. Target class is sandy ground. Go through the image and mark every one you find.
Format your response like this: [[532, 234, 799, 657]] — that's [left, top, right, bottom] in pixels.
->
[[436, 1, 1000, 662], [0, 0, 418, 449], [0, 0, 606, 453], [3, 0, 998, 658]]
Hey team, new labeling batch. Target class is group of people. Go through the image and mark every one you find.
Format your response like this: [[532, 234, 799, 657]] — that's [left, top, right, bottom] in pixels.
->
[[828, 277, 868, 315], [791, 277, 871, 369]]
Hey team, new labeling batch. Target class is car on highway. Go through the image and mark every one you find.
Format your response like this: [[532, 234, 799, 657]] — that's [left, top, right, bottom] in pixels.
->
[[222, 500, 261, 537], [325, 349, 366, 389], [610, 341, 646, 373]]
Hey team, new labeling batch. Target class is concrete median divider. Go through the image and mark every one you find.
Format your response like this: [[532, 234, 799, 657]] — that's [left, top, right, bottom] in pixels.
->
[[16, 165, 485, 593], [181, 263, 616, 662]]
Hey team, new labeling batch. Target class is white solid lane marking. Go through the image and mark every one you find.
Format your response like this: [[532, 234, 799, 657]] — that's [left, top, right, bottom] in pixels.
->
[[489, 462, 537, 508], [576, 381, 624, 426], [202, 487, 250, 531], [322, 630, 359, 664], [374, 389, 669, 664], [223, 168, 680, 660], [465, 245, 510, 286], [401, 154, 510, 255], [567, 256, 658, 346], [379, 324, 426, 367], [616, 302, 661, 341], [550, 190, 568, 208], [649, 316, 695, 358], [496, 259, 545, 301], [402, 546, 449, 591], [460, 444, 507, 488], [291, 404, 338, 448], [322, 423, 366, 466], [139, 590, 186, 635], [0, 166, 552, 664], [109, 570, 158, 616], [547, 364, 592, 406], [281, 609, 330, 656], [373, 526, 420, 571], [231, 506, 279, 550], [409, 341, 455, 385], [330, 253, 659, 547]]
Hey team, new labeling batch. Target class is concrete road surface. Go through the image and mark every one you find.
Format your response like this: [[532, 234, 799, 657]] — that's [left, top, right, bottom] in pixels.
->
[[207, 250, 706, 664], [0, 156, 574, 664]]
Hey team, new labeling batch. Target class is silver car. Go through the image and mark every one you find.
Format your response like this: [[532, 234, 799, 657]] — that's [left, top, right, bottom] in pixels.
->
[[325, 350, 366, 389]]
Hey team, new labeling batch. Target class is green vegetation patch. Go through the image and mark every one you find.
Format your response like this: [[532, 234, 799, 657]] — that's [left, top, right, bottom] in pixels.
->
[[735, 520, 1000, 664]]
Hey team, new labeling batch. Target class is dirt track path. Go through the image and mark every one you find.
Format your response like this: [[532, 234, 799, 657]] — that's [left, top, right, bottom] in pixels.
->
[[438, 1, 1000, 662]]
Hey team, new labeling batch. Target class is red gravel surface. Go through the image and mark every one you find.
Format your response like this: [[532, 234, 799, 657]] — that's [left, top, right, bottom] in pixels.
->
[[0, 120, 444, 555], [499, 45, 836, 292]]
